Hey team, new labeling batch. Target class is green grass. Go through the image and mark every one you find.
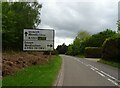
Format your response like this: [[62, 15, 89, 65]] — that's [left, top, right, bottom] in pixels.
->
[[98, 59, 120, 68], [2, 55, 62, 87]]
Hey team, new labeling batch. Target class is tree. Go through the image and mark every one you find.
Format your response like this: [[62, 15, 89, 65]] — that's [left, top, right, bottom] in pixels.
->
[[2, 2, 42, 50], [66, 29, 116, 56], [67, 31, 90, 55], [102, 34, 120, 62], [66, 44, 73, 55], [56, 43, 68, 54], [72, 31, 90, 55], [76, 31, 90, 41]]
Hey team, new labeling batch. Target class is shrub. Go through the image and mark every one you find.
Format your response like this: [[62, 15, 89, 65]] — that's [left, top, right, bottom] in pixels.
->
[[102, 34, 120, 62], [85, 47, 102, 58]]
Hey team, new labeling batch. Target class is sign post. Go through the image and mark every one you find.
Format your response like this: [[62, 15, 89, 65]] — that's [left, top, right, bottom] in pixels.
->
[[23, 29, 54, 52]]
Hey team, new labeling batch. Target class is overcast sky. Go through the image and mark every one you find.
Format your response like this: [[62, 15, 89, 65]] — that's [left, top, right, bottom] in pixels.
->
[[37, 0, 119, 48]]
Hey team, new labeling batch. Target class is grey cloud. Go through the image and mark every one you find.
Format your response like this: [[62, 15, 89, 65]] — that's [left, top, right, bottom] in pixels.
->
[[38, 0, 119, 47]]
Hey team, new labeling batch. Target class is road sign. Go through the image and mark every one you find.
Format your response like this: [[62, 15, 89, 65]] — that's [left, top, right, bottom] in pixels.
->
[[23, 29, 54, 51]]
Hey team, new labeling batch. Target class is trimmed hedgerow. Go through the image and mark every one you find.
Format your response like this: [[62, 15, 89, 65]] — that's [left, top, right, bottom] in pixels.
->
[[102, 34, 120, 62], [85, 47, 102, 58]]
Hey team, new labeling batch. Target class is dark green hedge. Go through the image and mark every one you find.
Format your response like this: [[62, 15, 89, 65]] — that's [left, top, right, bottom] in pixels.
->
[[85, 47, 102, 58], [102, 34, 120, 62]]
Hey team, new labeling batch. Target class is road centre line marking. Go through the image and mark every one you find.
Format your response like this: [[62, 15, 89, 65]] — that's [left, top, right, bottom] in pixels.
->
[[107, 78, 118, 86], [88, 65, 99, 70], [90, 67, 95, 71], [88, 65, 118, 82], [100, 71, 116, 80], [84, 62, 119, 82], [91, 66, 99, 70], [86, 64, 89, 66], [96, 71, 105, 77], [75, 58, 120, 85]]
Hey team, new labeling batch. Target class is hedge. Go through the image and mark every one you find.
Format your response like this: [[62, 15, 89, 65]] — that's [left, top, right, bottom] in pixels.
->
[[102, 34, 120, 62], [85, 47, 102, 58]]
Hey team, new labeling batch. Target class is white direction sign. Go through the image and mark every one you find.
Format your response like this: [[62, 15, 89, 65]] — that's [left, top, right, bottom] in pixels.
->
[[23, 29, 54, 51]]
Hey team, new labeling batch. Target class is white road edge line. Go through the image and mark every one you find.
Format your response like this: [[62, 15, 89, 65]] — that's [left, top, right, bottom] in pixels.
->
[[55, 57, 64, 86]]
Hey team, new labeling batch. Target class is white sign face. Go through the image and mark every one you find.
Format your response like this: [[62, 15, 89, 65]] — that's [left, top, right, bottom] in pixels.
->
[[23, 29, 54, 51]]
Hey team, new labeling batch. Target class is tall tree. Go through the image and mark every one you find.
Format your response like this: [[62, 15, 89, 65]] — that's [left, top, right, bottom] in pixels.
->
[[72, 31, 90, 55], [67, 31, 90, 55], [2, 2, 42, 50], [66, 44, 73, 55]]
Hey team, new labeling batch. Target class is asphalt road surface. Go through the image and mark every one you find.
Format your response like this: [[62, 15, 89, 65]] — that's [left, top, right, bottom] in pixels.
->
[[56, 55, 120, 87]]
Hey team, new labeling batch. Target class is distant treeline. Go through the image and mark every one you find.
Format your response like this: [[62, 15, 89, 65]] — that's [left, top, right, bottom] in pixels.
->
[[56, 29, 119, 56]]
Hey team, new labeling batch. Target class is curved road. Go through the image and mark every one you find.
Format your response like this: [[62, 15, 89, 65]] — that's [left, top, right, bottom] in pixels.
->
[[56, 55, 119, 87]]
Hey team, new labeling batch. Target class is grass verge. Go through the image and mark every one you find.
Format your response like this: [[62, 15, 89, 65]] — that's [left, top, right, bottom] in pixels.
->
[[2, 55, 62, 87], [98, 59, 120, 68], [76, 55, 85, 58]]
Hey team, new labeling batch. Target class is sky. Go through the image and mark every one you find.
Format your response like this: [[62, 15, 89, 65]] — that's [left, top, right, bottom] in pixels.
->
[[37, 0, 119, 48]]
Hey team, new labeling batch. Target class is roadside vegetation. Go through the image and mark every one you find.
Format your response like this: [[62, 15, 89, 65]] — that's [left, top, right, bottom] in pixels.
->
[[2, 52, 50, 76], [2, 55, 62, 86], [2, 2, 42, 51], [56, 29, 120, 67], [76, 55, 85, 58], [2, 2, 62, 87], [98, 59, 120, 68]]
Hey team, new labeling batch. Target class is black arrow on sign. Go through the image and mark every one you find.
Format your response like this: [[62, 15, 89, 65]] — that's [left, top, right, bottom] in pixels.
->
[[25, 32, 28, 36]]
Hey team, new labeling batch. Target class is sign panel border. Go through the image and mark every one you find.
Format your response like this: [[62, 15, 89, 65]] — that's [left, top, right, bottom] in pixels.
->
[[23, 28, 54, 51]]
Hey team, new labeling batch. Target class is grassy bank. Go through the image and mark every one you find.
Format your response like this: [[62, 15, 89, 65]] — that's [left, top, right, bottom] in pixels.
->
[[76, 55, 85, 58], [98, 59, 120, 68], [2, 55, 62, 86]]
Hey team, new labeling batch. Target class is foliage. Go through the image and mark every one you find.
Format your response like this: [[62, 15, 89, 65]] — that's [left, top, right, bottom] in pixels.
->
[[2, 2, 42, 51], [85, 47, 102, 58], [84, 29, 116, 47], [66, 44, 73, 55], [66, 29, 116, 56], [76, 31, 90, 41], [102, 34, 120, 62], [56, 43, 68, 54], [71, 31, 90, 55]]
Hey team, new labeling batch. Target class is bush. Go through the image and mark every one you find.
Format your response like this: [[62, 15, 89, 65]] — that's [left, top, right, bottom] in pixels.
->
[[102, 34, 120, 62], [85, 47, 102, 58]]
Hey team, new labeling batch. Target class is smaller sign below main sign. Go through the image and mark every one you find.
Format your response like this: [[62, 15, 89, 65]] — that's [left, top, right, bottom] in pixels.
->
[[23, 29, 54, 51]]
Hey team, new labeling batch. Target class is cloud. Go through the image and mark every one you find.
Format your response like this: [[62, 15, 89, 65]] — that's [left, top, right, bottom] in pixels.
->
[[38, 0, 119, 48]]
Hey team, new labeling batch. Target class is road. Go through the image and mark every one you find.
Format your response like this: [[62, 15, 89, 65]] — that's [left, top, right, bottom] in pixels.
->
[[56, 55, 120, 87]]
